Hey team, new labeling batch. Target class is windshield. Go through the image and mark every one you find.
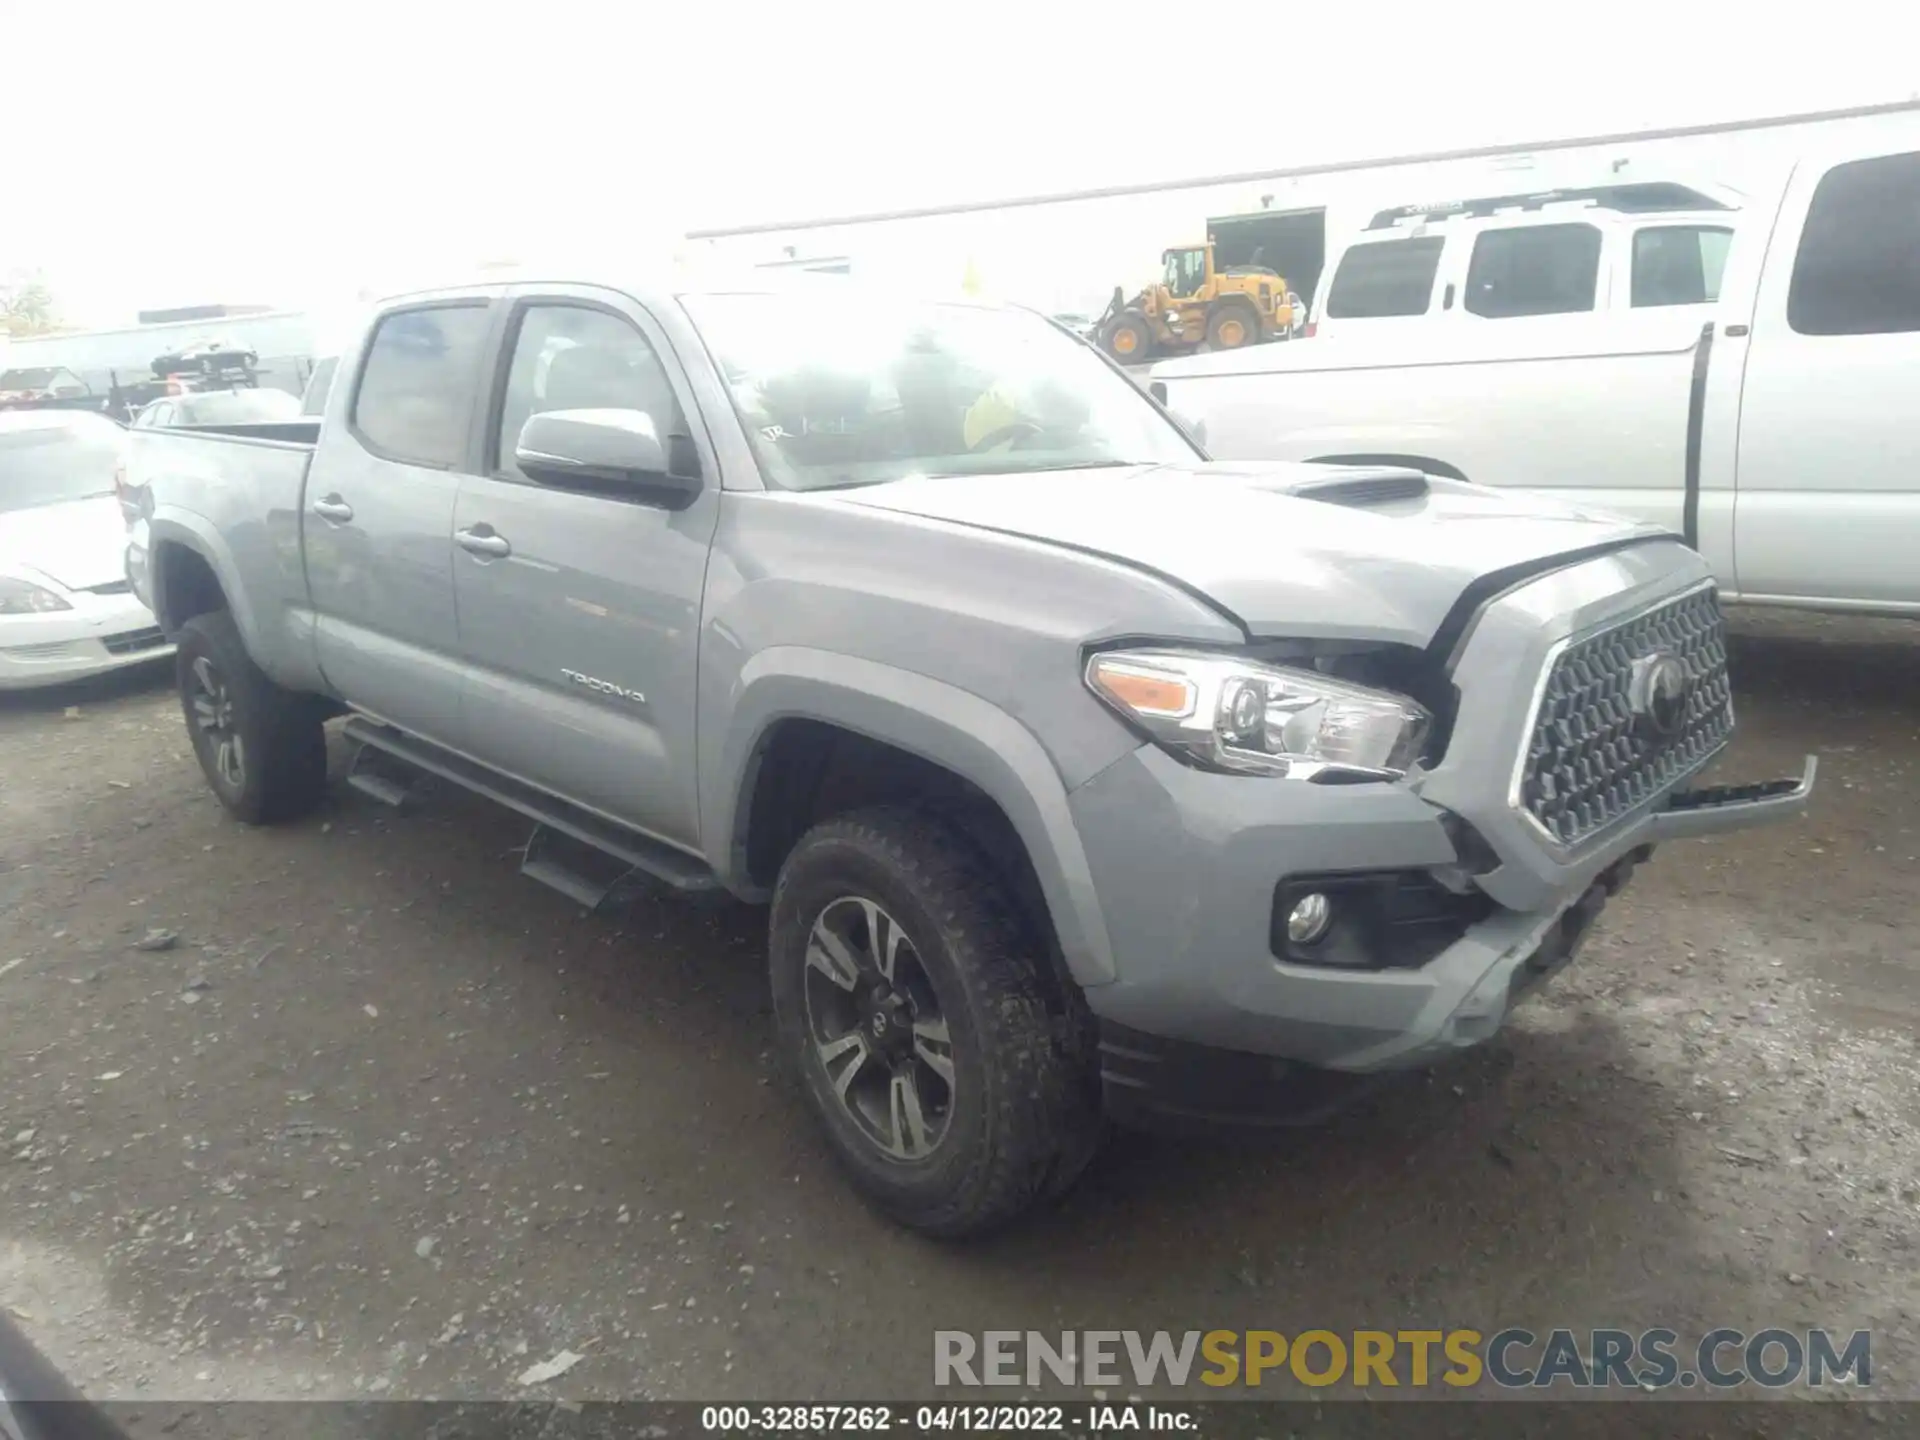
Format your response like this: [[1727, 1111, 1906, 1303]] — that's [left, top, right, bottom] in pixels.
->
[[0, 415, 122, 514], [175, 388, 302, 425], [680, 293, 1197, 491]]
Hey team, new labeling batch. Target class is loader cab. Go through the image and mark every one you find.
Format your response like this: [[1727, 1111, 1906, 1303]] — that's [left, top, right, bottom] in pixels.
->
[[1163, 246, 1211, 299]]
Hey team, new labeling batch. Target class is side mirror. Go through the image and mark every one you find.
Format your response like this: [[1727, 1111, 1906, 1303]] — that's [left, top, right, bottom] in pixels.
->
[[514, 408, 699, 502]]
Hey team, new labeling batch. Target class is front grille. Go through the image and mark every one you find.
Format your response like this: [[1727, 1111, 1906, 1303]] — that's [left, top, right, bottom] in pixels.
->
[[82, 580, 133, 596], [1519, 586, 1734, 848], [2, 641, 81, 660], [102, 626, 168, 656]]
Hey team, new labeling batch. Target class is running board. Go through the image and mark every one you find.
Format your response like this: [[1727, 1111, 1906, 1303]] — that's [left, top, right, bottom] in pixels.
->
[[345, 743, 415, 808], [520, 823, 634, 912], [341, 717, 722, 898]]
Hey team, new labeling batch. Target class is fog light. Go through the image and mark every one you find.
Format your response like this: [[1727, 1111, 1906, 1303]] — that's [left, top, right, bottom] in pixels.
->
[[1286, 892, 1333, 945]]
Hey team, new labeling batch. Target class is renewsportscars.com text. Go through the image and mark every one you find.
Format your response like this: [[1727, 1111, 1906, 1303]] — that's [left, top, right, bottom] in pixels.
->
[[934, 1328, 1871, 1391]]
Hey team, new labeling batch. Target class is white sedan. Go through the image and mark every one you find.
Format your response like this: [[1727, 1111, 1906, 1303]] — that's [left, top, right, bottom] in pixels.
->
[[0, 410, 174, 690]]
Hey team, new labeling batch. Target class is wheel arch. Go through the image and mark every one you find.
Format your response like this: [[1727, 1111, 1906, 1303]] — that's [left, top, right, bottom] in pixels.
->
[[148, 516, 254, 642], [707, 649, 1116, 987], [145, 512, 321, 693]]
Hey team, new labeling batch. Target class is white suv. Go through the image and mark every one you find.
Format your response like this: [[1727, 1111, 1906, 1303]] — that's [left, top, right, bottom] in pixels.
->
[[1307, 183, 1738, 342]]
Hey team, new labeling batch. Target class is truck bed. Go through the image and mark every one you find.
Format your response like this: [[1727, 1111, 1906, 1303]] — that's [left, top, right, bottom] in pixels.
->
[[1153, 314, 1707, 538], [124, 420, 319, 687]]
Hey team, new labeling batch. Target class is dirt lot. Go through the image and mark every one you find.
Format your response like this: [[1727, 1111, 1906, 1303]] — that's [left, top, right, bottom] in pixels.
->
[[2, 611, 1917, 1419]]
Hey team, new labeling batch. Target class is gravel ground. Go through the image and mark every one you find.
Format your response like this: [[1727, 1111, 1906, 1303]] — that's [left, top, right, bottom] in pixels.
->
[[2, 610, 1916, 1422]]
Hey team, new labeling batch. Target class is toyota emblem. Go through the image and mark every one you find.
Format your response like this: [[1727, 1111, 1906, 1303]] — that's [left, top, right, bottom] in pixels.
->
[[1629, 652, 1691, 742]]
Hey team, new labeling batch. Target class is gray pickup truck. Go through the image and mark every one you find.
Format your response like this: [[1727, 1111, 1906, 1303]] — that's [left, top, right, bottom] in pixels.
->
[[122, 274, 1815, 1236]]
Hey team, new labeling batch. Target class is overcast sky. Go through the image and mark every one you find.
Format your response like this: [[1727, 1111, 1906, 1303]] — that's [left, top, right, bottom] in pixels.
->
[[5, 0, 1917, 326]]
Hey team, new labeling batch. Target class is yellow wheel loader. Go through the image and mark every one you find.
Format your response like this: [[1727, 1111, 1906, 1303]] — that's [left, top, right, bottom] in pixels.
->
[[1096, 244, 1293, 364]]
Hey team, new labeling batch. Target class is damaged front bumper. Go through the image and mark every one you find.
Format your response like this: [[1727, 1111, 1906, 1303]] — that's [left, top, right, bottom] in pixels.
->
[[1084, 756, 1814, 1132], [1071, 547, 1817, 1132]]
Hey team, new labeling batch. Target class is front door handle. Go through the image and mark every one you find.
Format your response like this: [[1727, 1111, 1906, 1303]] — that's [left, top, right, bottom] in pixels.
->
[[311, 495, 354, 523], [456, 527, 512, 559]]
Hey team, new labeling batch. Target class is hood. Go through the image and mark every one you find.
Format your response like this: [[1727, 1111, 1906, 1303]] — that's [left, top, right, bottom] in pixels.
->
[[828, 461, 1669, 647], [0, 494, 129, 592]]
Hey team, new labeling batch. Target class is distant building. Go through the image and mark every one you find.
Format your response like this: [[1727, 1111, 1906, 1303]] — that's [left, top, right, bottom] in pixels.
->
[[135, 303, 274, 325], [684, 100, 1920, 317]]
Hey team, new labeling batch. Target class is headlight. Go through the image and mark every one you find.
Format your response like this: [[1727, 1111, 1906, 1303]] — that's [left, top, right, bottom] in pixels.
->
[[1086, 648, 1431, 778], [0, 576, 73, 615]]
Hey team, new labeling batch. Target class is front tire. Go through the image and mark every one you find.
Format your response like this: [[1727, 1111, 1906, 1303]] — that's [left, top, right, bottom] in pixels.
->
[[769, 807, 1100, 1238], [176, 609, 328, 825], [1100, 312, 1154, 364]]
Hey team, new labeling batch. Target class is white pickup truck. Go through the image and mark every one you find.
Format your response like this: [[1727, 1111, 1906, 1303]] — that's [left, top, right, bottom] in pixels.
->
[[1153, 124, 1920, 617]]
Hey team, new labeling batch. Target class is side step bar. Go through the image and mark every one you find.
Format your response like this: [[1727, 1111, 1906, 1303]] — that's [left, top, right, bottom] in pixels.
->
[[345, 741, 415, 808], [341, 717, 722, 905]]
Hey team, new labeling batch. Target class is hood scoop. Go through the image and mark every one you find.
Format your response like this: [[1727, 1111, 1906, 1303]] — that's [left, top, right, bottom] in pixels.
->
[[1281, 467, 1430, 508]]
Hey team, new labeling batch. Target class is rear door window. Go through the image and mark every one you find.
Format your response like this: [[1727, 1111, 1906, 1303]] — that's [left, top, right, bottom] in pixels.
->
[[1787, 150, 1920, 336], [1464, 224, 1603, 318], [349, 304, 492, 467], [1323, 237, 1444, 318], [1632, 225, 1733, 307]]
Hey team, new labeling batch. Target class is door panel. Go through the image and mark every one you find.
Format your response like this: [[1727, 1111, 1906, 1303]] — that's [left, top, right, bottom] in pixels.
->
[[1733, 148, 1920, 608], [305, 466, 466, 742], [453, 291, 719, 847], [306, 299, 497, 745]]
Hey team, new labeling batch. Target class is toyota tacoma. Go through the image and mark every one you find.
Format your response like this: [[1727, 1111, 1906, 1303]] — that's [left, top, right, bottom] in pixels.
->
[[121, 274, 1814, 1236]]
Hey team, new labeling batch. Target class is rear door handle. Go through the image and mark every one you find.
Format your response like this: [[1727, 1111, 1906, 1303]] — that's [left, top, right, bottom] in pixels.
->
[[311, 495, 354, 523], [456, 527, 512, 559]]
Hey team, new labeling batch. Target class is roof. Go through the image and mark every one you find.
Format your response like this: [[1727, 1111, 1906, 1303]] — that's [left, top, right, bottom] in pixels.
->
[[1363, 182, 1737, 230]]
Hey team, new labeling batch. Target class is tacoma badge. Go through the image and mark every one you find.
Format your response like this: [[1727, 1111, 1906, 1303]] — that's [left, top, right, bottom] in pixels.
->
[[562, 669, 645, 704]]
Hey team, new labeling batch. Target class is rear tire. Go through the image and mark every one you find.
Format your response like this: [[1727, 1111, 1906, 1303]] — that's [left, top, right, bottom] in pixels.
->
[[1206, 302, 1261, 349], [176, 609, 328, 825], [769, 807, 1101, 1238], [1100, 312, 1154, 364]]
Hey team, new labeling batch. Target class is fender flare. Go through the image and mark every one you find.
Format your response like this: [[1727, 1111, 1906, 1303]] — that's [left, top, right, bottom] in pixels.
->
[[706, 647, 1117, 986], [146, 510, 269, 657]]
